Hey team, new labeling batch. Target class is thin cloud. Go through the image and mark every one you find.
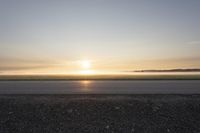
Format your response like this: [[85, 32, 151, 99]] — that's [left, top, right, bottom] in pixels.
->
[[132, 69, 200, 73], [187, 41, 200, 45], [0, 65, 50, 71], [0, 56, 60, 71]]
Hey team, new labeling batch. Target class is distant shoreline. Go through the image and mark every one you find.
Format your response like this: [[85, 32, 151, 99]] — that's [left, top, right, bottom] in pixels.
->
[[0, 74, 200, 81], [133, 68, 200, 73]]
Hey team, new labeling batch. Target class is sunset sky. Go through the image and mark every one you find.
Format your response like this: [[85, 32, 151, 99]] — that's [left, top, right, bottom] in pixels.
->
[[0, 0, 200, 75]]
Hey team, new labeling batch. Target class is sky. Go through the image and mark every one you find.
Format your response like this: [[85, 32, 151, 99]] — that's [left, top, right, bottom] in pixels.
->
[[0, 0, 200, 75]]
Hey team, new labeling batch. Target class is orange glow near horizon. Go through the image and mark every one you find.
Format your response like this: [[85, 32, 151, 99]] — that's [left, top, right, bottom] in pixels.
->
[[79, 60, 95, 75], [0, 59, 200, 76], [80, 70, 95, 75]]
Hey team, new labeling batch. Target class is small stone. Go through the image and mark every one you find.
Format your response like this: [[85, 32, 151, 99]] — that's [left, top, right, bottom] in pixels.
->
[[115, 106, 120, 110], [8, 112, 13, 115], [105, 125, 110, 129], [128, 103, 133, 106], [152, 106, 160, 112], [67, 109, 73, 113], [131, 128, 135, 132], [167, 129, 170, 132]]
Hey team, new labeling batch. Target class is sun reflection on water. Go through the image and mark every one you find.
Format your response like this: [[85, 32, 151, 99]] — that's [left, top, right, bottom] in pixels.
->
[[80, 80, 92, 91]]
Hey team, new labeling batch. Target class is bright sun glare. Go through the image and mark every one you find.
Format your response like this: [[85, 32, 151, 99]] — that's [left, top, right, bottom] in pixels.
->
[[80, 70, 94, 75], [82, 60, 91, 69], [79, 60, 94, 75]]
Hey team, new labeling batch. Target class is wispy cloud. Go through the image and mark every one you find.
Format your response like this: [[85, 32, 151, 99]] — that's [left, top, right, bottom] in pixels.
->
[[132, 69, 200, 73], [0, 56, 60, 71], [187, 41, 200, 45], [0, 65, 50, 71]]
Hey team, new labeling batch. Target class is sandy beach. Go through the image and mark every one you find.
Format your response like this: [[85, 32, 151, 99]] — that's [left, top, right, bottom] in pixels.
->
[[0, 94, 200, 133]]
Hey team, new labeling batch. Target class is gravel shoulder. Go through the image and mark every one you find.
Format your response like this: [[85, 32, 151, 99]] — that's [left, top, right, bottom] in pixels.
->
[[0, 94, 200, 133]]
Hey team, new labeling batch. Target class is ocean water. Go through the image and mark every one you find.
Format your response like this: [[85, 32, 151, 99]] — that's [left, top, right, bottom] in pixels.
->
[[0, 80, 200, 94]]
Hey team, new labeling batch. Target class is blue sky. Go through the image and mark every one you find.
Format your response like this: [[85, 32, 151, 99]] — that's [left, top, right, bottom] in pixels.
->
[[0, 0, 200, 74]]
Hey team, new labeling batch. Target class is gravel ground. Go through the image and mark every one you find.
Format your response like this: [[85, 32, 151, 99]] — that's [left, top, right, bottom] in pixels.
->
[[0, 95, 200, 133]]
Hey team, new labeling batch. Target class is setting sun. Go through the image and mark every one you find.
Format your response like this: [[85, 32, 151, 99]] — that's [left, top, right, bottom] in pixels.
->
[[81, 60, 91, 69], [0, 1, 200, 132], [79, 60, 95, 75], [80, 70, 95, 75]]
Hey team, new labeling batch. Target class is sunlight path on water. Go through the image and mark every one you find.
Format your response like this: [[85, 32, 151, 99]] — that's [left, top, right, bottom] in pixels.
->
[[0, 80, 200, 94]]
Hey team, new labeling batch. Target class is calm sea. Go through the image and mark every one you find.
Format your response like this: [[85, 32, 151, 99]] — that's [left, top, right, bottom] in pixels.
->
[[0, 80, 200, 94]]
